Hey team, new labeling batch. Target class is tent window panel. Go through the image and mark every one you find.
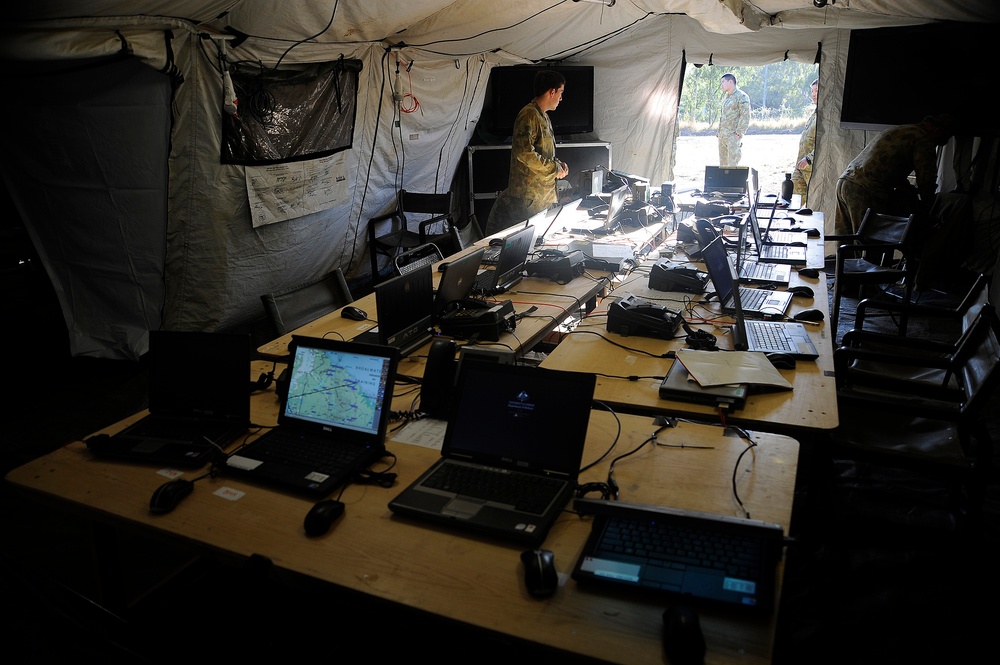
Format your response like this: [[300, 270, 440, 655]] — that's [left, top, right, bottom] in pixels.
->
[[222, 58, 361, 166]]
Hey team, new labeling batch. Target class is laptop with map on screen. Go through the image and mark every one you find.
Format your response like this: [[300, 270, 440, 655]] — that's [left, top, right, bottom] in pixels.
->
[[221, 336, 398, 498]]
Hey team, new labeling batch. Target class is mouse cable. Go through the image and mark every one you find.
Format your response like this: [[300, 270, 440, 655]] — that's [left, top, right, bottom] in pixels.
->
[[605, 420, 675, 500], [354, 451, 398, 488], [731, 438, 758, 519]]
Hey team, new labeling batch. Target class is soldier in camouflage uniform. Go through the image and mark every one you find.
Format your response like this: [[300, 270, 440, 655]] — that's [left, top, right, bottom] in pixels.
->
[[485, 70, 569, 236], [717, 73, 751, 167], [792, 79, 818, 206], [835, 115, 954, 235]]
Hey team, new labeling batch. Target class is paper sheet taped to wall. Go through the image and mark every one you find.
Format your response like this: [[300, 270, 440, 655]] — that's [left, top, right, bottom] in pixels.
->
[[246, 152, 349, 227]]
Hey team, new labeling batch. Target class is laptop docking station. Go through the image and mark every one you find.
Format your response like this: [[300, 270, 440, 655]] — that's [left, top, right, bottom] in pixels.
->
[[438, 299, 516, 341], [648, 259, 710, 294], [607, 293, 683, 339]]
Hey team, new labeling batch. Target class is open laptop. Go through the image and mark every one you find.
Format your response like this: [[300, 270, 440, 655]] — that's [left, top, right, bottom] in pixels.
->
[[729, 257, 820, 359], [353, 264, 434, 356], [472, 224, 535, 296], [757, 199, 810, 245], [569, 184, 628, 234], [748, 202, 807, 265], [389, 361, 597, 546], [86, 330, 251, 468], [735, 207, 791, 286], [703, 166, 755, 200], [221, 336, 398, 498], [433, 247, 486, 320], [702, 236, 793, 319]]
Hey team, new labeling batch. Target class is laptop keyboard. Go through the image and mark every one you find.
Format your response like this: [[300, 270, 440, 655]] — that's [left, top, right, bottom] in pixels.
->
[[738, 287, 771, 311], [740, 262, 776, 281], [592, 513, 766, 586], [245, 429, 370, 472], [423, 463, 564, 514], [747, 321, 795, 352]]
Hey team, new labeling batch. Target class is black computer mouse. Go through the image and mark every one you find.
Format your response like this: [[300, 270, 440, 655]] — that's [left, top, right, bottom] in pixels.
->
[[805, 227, 821, 238], [797, 268, 820, 278], [765, 352, 797, 370], [304, 499, 345, 537], [796, 207, 813, 215], [340, 306, 367, 321], [793, 308, 825, 322], [786, 285, 814, 298], [521, 548, 558, 597], [662, 604, 706, 665], [149, 478, 194, 515]]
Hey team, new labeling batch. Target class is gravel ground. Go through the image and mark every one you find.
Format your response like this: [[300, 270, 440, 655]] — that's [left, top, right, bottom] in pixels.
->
[[674, 133, 800, 198]]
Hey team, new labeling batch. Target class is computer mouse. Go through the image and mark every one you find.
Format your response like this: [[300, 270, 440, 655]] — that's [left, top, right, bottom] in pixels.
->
[[793, 308, 825, 322], [788, 241, 808, 247], [786, 285, 814, 298], [304, 499, 345, 537], [795, 207, 813, 215], [149, 478, 194, 515], [797, 268, 820, 278], [662, 604, 706, 665], [765, 352, 797, 370], [805, 227, 821, 238], [521, 548, 558, 597], [340, 306, 367, 321]]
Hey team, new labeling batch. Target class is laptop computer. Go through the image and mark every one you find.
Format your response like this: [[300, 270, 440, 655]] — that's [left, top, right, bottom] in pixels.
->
[[658, 355, 748, 409], [388, 361, 597, 546], [353, 264, 434, 356], [747, 202, 807, 265], [433, 247, 486, 320], [703, 166, 755, 199], [729, 260, 820, 359], [86, 330, 251, 468], [221, 336, 398, 498], [702, 236, 793, 319], [571, 498, 785, 612], [734, 211, 791, 286], [472, 224, 535, 296], [758, 199, 810, 245], [569, 184, 628, 234]]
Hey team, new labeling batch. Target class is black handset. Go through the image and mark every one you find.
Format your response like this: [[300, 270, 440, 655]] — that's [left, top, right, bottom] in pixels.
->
[[420, 339, 457, 417]]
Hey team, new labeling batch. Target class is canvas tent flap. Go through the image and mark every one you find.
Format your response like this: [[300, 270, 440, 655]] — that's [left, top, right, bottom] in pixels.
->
[[3, 2, 999, 359]]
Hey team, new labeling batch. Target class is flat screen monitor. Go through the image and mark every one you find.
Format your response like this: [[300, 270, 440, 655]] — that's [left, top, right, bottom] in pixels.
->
[[487, 65, 595, 137]]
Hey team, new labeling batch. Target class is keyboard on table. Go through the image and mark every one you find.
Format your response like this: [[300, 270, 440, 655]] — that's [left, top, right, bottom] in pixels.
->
[[422, 462, 563, 514], [245, 429, 369, 472], [747, 320, 795, 352]]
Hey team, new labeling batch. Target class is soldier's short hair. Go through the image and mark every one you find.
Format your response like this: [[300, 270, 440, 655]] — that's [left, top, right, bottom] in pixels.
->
[[721, 73, 737, 85], [534, 69, 566, 97]]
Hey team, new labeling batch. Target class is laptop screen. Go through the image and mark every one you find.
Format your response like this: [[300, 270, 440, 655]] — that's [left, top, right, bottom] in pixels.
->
[[442, 362, 596, 478], [494, 224, 536, 284], [374, 264, 434, 345], [434, 248, 486, 317], [282, 337, 395, 436], [701, 236, 735, 304]]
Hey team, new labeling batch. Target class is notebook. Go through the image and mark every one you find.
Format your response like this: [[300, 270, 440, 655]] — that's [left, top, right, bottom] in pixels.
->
[[758, 200, 809, 245], [388, 361, 597, 546], [353, 264, 434, 356], [658, 356, 748, 409], [747, 201, 807, 265], [734, 215, 791, 285], [472, 224, 535, 296], [571, 498, 785, 612], [221, 336, 398, 497], [729, 261, 820, 359], [703, 166, 755, 197], [434, 247, 486, 320], [568, 184, 628, 234], [702, 236, 793, 319], [86, 330, 251, 468]]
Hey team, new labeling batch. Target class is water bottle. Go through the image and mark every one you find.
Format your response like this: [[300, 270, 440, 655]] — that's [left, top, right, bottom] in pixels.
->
[[781, 173, 793, 202]]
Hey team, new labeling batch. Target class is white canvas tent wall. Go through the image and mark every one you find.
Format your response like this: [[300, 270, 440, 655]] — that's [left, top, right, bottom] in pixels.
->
[[2, 1, 997, 360]]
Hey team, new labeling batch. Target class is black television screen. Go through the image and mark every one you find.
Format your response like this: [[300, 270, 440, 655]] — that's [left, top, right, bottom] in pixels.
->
[[841, 22, 995, 137], [487, 65, 595, 137]]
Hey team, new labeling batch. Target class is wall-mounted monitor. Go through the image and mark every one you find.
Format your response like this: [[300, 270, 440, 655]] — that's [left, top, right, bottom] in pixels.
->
[[841, 22, 994, 137], [486, 65, 595, 138]]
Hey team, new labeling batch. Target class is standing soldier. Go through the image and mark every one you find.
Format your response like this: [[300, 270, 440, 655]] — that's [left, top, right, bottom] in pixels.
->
[[717, 73, 751, 167], [792, 79, 819, 206]]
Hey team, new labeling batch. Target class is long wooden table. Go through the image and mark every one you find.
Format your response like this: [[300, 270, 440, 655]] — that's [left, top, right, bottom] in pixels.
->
[[5, 360, 799, 665], [542, 212, 838, 435]]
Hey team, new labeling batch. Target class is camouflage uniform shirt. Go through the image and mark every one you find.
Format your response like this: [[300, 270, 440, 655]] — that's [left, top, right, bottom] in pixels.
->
[[486, 102, 560, 234], [717, 87, 751, 166], [791, 111, 816, 201]]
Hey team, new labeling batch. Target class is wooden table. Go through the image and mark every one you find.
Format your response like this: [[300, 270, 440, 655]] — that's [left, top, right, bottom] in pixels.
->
[[541, 217, 839, 435], [5, 361, 799, 665]]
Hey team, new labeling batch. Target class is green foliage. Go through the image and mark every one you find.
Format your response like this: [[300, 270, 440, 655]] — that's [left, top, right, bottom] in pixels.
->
[[679, 62, 819, 131]]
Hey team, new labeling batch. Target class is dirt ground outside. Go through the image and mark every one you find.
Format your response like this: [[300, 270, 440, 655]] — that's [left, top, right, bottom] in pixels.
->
[[673, 134, 800, 199]]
